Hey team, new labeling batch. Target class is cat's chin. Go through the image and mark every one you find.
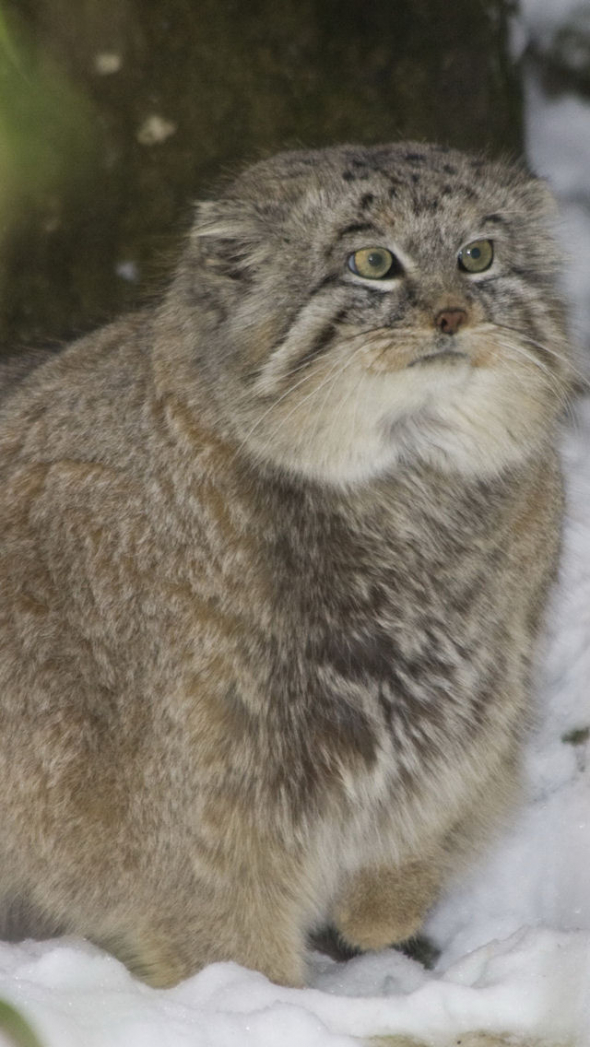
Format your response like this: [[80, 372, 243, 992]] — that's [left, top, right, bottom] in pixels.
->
[[252, 405, 543, 488], [245, 367, 550, 488]]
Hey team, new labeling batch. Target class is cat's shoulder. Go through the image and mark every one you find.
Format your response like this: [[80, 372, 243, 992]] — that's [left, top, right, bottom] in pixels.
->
[[0, 310, 152, 418], [0, 311, 160, 487]]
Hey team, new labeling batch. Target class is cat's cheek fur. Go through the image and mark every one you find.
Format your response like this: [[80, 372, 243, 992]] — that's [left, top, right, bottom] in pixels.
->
[[240, 360, 554, 486], [385, 366, 558, 480]]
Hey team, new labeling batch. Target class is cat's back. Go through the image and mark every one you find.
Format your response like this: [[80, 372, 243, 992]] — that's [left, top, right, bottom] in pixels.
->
[[0, 303, 256, 710], [0, 312, 156, 475], [0, 311, 186, 717]]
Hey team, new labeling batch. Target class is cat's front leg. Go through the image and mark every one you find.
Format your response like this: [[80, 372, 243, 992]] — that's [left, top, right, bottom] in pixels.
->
[[332, 858, 442, 952], [110, 906, 307, 989], [100, 843, 311, 988]]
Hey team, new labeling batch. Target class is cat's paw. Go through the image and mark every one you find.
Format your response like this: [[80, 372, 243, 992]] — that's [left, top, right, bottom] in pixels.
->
[[333, 860, 441, 952]]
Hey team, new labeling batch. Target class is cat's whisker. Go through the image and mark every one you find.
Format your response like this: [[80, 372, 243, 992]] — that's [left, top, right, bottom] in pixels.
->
[[234, 359, 327, 462], [496, 322, 589, 389], [495, 336, 577, 423], [349, 362, 368, 465], [495, 335, 561, 394], [512, 348, 584, 423], [254, 345, 365, 464], [235, 318, 370, 461], [495, 334, 559, 383], [310, 349, 364, 463]]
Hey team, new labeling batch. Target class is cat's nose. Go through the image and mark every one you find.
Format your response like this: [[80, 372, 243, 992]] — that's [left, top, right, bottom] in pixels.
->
[[435, 308, 468, 335]]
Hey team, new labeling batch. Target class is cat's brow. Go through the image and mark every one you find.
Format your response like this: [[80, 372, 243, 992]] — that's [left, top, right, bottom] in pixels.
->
[[335, 221, 382, 241]]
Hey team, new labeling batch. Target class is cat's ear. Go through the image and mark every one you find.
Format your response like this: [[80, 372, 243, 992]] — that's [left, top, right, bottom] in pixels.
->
[[516, 175, 559, 220], [189, 199, 272, 281]]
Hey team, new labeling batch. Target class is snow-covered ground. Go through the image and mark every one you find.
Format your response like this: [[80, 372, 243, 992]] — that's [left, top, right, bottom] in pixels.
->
[[1, 5, 590, 1045], [518, 0, 590, 364]]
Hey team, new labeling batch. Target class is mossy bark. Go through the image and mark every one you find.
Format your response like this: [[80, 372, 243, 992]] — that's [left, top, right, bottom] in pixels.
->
[[0, 0, 521, 349]]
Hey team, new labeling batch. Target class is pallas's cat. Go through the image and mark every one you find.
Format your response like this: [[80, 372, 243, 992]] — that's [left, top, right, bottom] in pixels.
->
[[0, 143, 572, 987]]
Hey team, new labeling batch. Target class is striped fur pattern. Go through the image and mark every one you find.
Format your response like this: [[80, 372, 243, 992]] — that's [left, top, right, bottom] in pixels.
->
[[0, 143, 572, 987]]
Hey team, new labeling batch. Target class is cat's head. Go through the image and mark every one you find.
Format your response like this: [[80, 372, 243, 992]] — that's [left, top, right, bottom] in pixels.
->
[[172, 143, 572, 485]]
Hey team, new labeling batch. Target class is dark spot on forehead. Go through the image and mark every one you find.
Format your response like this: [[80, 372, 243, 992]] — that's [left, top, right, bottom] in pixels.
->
[[483, 213, 504, 224], [411, 173, 421, 184], [441, 185, 454, 196], [370, 147, 395, 165], [389, 186, 398, 198], [360, 193, 375, 209], [404, 152, 426, 164], [342, 169, 369, 182], [443, 164, 457, 175]]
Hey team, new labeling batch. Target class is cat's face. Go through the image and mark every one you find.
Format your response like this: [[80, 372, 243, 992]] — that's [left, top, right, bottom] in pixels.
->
[[182, 143, 572, 485]]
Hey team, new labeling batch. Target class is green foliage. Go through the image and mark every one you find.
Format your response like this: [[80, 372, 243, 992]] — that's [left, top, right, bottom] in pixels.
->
[[0, 5, 96, 214], [0, 999, 44, 1047], [561, 726, 590, 746]]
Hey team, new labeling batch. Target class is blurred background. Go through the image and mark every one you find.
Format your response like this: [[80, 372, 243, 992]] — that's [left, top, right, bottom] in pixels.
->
[[0, 0, 588, 358]]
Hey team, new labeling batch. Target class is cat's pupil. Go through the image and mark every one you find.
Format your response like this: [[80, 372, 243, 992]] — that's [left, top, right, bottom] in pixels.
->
[[470, 247, 481, 259]]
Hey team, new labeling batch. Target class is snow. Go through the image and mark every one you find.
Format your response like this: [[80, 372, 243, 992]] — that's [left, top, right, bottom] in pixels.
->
[[519, 0, 590, 358], [2, 8, 590, 1045], [1, 928, 589, 1046], [525, 75, 590, 358]]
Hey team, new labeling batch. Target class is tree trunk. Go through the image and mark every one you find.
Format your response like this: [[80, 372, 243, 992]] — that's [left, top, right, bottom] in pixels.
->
[[0, 0, 521, 349]]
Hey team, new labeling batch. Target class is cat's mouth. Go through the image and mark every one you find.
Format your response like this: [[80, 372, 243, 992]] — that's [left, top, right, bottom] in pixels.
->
[[407, 349, 469, 368]]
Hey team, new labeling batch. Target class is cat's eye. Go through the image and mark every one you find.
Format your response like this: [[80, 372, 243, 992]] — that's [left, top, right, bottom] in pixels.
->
[[458, 239, 494, 273], [348, 247, 397, 280]]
